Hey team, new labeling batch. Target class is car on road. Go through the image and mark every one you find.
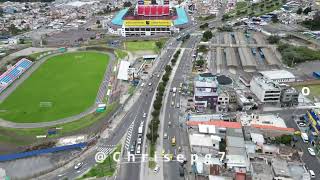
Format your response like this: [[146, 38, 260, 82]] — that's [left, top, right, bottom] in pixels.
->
[[171, 101, 174, 106], [164, 132, 168, 139], [130, 145, 135, 153], [168, 121, 171, 126], [161, 149, 165, 157], [298, 122, 306, 127], [176, 103, 180, 108], [308, 148, 316, 156], [140, 83, 145, 87], [157, 74, 160, 78], [137, 137, 142, 145], [172, 93, 176, 97], [136, 145, 141, 154], [153, 165, 160, 173], [74, 162, 84, 170], [309, 170, 315, 178], [143, 113, 147, 118], [148, 82, 152, 86]]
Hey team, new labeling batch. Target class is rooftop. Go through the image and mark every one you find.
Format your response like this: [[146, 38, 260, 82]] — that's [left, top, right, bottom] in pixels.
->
[[271, 158, 291, 178], [189, 133, 221, 147], [259, 70, 295, 80], [251, 76, 280, 90], [251, 160, 273, 180], [198, 124, 216, 134], [187, 121, 242, 129], [226, 136, 245, 148], [194, 80, 217, 88]]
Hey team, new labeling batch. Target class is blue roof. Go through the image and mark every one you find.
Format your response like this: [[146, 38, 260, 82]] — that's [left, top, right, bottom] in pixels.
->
[[174, 7, 189, 25], [111, 8, 129, 26]]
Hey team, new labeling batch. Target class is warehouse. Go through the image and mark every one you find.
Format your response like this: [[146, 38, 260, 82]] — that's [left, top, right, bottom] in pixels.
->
[[259, 70, 295, 83]]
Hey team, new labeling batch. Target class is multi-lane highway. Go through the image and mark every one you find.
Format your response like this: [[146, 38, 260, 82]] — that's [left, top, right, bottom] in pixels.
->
[[162, 35, 201, 180], [116, 39, 182, 180]]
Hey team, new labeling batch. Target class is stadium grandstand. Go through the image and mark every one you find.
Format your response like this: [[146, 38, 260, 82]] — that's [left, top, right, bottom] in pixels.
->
[[0, 58, 33, 93], [108, 0, 189, 37]]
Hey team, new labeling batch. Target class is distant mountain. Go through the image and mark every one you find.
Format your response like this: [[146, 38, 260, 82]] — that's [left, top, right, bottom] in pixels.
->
[[0, 0, 54, 2]]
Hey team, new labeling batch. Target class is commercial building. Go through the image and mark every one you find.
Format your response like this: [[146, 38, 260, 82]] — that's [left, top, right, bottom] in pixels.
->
[[189, 133, 221, 153], [216, 92, 230, 112], [280, 86, 299, 106], [194, 79, 218, 110], [108, 1, 189, 37], [259, 70, 295, 83], [250, 76, 281, 103]]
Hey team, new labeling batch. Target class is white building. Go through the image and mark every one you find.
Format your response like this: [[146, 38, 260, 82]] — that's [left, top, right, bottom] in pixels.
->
[[189, 133, 221, 154], [259, 70, 295, 83], [250, 76, 281, 103]]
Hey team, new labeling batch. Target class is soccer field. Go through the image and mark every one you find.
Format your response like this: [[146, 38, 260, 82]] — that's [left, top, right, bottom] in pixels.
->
[[0, 51, 110, 123]]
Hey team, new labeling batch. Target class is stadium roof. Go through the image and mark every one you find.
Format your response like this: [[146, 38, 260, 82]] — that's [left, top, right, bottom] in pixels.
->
[[174, 7, 188, 25], [111, 8, 129, 26], [117, 61, 130, 80]]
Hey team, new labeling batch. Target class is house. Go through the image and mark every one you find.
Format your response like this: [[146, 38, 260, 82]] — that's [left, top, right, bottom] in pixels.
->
[[189, 133, 221, 153]]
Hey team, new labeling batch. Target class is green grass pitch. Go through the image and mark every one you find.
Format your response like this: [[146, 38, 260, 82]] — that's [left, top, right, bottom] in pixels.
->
[[0, 51, 110, 123]]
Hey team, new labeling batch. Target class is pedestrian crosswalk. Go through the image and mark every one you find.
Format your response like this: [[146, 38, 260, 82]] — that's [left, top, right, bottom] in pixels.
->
[[125, 120, 135, 150], [96, 144, 116, 155]]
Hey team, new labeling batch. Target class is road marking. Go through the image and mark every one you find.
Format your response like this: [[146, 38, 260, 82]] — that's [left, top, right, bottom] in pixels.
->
[[124, 120, 135, 150]]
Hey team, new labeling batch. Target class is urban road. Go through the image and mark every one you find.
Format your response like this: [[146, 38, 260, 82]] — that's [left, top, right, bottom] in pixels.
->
[[115, 39, 181, 180]]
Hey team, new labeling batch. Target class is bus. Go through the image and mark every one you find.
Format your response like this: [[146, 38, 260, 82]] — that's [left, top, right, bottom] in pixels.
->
[[171, 136, 176, 146]]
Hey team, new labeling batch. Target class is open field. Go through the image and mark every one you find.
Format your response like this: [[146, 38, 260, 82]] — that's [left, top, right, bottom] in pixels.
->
[[114, 49, 128, 59], [123, 39, 166, 52], [295, 84, 320, 100], [0, 51, 109, 123]]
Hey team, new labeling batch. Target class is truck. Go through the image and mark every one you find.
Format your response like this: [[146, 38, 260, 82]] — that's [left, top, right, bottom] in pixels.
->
[[172, 87, 177, 93], [301, 132, 309, 143]]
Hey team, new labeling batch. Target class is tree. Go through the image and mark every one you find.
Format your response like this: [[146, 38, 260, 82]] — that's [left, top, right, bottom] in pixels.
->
[[8, 24, 20, 35], [123, 1, 132, 7], [196, 59, 205, 67], [271, 15, 279, 23], [267, 35, 280, 44], [199, 23, 209, 29], [203, 30, 213, 41], [198, 45, 208, 53], [162, 74, 169, 82], [19, 38, 25, 44], [296, 7, 303, 15], [96, 20, 101, 24], [222, 14, 230, 21], [165, 65, 172, 72], [155, 41, 163, 49], [303, 7, 312, 15]]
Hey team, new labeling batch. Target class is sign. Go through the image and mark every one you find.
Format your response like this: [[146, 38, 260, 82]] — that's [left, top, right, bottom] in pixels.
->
[[124, 20, 172, 27]]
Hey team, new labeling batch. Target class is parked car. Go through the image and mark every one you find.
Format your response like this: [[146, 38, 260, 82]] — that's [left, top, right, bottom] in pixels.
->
[[309, 170, 315, 178], [148, 82, 152, 86], [74, 162, 84, 170], [143, 113, 147, 118], [164, 132, 168, 139], [308, 148, 316, 156], [298, 122, 306, 127], [130, 145, 135, 153]]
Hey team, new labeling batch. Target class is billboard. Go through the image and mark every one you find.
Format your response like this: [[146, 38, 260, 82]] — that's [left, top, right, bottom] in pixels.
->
[[124, 20, 172, 27]]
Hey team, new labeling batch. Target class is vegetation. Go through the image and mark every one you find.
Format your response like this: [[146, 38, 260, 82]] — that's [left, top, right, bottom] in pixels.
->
[[295, 84, 320, 99], [199, 14, 216, 21], [267, 35, 280, 44], [274, 135, 292, 145], [114, 49, 128, 60], [80, 144, 122, 179], [0, 52, 110, 123], [198, 45, 208, 53], [0, 102, 118, 145], [301, 13, 320, 30], [199, 23, 209, 29], [278, 43, 320, 66], [124, 39, 166, 52], [218, 26, 233, 32], [296, 7, 303, 15], [146, 49, 181, 160], [202, 30, 213, 42]]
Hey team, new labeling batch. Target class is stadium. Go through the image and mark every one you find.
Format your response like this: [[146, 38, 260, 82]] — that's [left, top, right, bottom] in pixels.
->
[[108, 0, 190, 37]]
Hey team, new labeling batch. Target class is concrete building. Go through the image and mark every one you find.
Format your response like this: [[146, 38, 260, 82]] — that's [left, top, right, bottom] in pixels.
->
[[194, 79, 218, 110], [250, 76, 281, 103], [259, 70, 295, 83], [271, 159, 292, 179], [216, 92, 230, 112], [189, 133, 221, 154], [251, 159, 274, 180], [280, 86, 299, 107]]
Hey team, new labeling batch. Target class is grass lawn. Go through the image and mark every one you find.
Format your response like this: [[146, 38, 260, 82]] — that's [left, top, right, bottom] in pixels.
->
[[295, 84, 320, 99], [123, 39, 166, 52], [0, 51, 109, 123], [114, 49, 128, 60], [80, 144, 122, 179], [0, 102, 118, 145], [28, 51, 49, 59]]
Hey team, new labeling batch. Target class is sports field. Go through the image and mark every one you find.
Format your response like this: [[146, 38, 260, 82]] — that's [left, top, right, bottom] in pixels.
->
[[295, 84, 320, 99], [0, 51, 109, 123]]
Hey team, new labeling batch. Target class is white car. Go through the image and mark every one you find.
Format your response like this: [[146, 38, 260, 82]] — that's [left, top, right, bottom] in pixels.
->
[[164, 133, 168, 139], [143, 113, 147, 118], [148, 82, 152, 86], [153, 165, 160, 173], [309, 170, 315, 178], [308, 148, 316, 156], [157, 74, 160, 78], [136, 145, 141, 154], [298, 123, 306, 127], [74, 162, 84, 170], [137, 137, 142, 145]]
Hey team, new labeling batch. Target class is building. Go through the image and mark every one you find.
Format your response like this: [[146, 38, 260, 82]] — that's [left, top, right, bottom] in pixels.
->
[[117, 60, 130, 80], [216, 92, 229, 112], [259, 70, 295, 83], [251, 159, 274, 180], [189, 133, 221, 153], [194, 79, 218, 110], [236, 90, 256, 111], [108, 2, 189, 37], [280, 86, 299, 106], [250, 76, 281, 103], [271, 159, 292, 179]]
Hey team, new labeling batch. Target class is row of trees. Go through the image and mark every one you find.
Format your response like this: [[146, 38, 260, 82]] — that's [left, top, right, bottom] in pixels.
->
[[146, 50, 181, 148]]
